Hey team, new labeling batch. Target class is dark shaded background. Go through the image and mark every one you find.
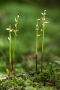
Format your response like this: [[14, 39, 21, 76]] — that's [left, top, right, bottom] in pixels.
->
[[0, 0, 60, 6]]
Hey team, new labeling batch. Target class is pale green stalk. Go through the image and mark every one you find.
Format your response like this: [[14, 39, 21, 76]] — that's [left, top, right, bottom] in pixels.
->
[[12, 32, 16, 72], [41, 15, 45, 73], [9, 30, 11, 76], [6, 25, 13, 76], [36, 19, 40, 74], [12, 35, 16, 73], [9, 31, 11, 63], [36, 20, 39, 55], [41, 10, 49, 72], [12, 15, 19, 71]]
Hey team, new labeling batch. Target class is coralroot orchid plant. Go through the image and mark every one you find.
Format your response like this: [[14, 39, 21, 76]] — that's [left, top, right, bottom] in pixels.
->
[[12, 15, 19, 72], [41, 10, 49, 72], [6, 15, 19, 76], [6, 25, 13, 76], [35, 19, 40, 74]]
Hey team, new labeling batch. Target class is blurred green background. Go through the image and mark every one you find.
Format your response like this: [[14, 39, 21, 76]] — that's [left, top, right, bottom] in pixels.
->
[[0, 0, 60, 71]]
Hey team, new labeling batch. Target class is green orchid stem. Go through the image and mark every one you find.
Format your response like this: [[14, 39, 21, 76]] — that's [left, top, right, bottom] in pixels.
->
[[12, 35, 16, 72], [41, 27, 44, 72], [36, 20, 39, 74], [40, 10, 48, 73], [36, 28, 38, 54], [9, 31, 12, 76], [41, 22, 45, 73], [12, 15, 19, 73]]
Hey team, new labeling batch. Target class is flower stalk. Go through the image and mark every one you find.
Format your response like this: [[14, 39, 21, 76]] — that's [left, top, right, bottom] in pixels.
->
[[6, 25, 13, 76], [41, 10, 49, 72], [12, 15, 19, 72], [36, 19, 40, 74]]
